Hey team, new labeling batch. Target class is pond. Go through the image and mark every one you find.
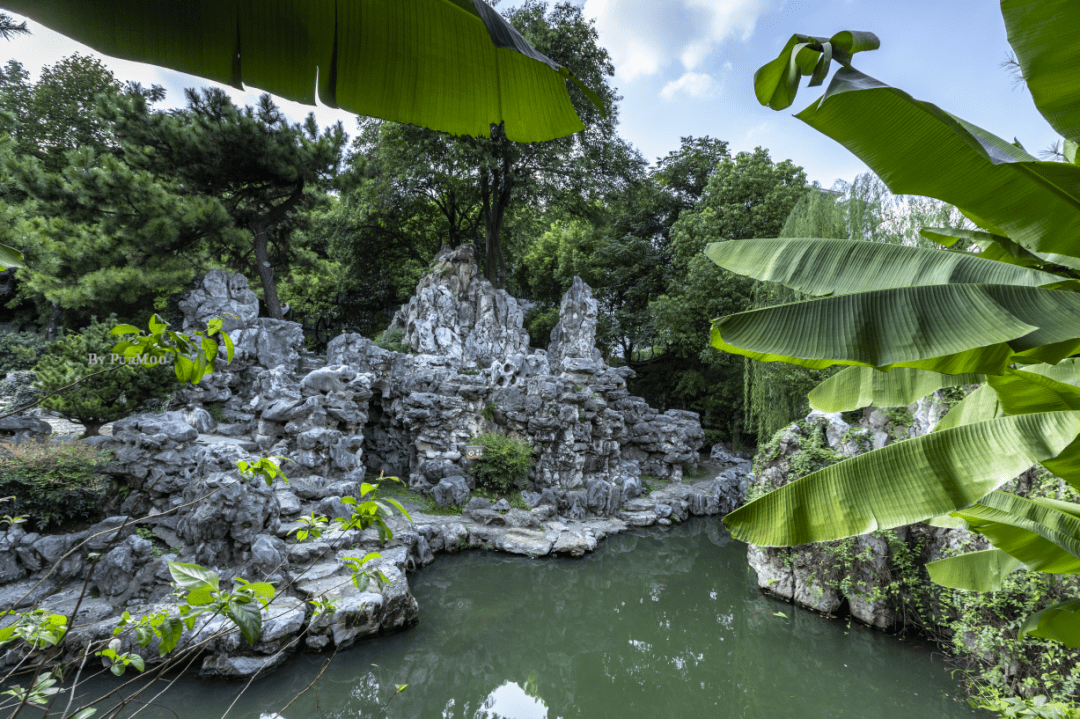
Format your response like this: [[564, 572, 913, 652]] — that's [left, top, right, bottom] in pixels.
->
[[86, 519, 978, 718]]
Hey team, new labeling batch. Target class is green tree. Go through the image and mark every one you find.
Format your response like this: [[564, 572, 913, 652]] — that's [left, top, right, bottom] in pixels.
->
[[34, 316, 173, 437], [710, 9, 1080, 649], [340, 0, 637, 289], [0, 54, 123, 173], [104, 89, 346, 319], [646, 147, 807, 447]]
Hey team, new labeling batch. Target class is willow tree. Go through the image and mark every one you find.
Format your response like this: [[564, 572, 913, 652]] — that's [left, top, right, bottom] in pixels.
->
[[709, 3, 1080, 648]]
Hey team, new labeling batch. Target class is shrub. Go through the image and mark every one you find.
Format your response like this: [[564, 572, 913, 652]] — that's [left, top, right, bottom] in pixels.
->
[[468, 432, 535, 494], [0, 439, 111, 532], [480, 402, 497, 421], [34, 316, 175, 436], [0, 331, 51, 374], [374, 327, 410, 354]]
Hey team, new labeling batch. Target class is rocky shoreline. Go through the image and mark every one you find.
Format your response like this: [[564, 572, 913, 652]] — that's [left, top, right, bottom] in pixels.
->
[[0, 245, 747, 680]]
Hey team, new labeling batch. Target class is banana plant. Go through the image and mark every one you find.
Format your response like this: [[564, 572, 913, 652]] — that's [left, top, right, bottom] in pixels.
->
[[3, 0, 603, 143], [713, 0, 1080, 647]]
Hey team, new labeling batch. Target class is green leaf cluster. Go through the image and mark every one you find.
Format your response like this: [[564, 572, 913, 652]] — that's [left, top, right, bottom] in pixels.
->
[[712, 0, 1080, 658], [33, 316, 174, 436], [0, 438, 110, 531], [468, 433, 536, 494]]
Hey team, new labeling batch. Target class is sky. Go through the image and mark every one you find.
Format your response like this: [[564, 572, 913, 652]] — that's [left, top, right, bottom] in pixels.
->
[[2, 0, 1062, 187]]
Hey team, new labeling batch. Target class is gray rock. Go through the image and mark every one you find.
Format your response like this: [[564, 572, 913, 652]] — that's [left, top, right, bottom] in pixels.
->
[[182, 406, 216, 434], [464, 497, 492, 512], [251, 534, 286, 578], [0, 415, 51, 436], [275, 492, 302, 516], [492, 498, 511, 513], [433, 476, 470, 508], [547, 276, 602, 372], [112, 411, 199, 443]]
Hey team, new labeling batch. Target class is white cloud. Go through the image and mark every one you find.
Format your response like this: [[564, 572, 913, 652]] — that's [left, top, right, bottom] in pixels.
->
[[583, 0, 775, 80], [660, 72, 717, 100]]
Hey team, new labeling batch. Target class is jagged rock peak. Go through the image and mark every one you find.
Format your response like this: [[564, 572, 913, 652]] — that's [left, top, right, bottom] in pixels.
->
[[179, 270, 260, 334], [389, 244, 529, 367], [547, 276, 602, 373]]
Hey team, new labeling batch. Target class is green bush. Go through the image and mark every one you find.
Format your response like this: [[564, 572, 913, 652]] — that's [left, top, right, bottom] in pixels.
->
[[469, 433, 535, 494], [0, 439, 111, 532], [0, 332, 51, 374], [34, 316, 175, 436], [374, 327, 410, 354]]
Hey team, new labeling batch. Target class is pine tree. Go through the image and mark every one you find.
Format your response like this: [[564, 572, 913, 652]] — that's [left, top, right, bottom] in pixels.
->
[[34, 316, 174, 437]]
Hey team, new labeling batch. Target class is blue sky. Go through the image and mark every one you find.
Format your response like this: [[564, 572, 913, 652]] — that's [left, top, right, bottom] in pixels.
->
[[3, 1, 1062, 186]]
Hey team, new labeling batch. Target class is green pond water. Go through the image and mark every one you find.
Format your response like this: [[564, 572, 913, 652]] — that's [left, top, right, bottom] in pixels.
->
[[88, 519, 979, 718]]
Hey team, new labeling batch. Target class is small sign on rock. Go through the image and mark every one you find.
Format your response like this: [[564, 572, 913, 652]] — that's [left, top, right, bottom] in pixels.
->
[[465, 445, 485, 459]]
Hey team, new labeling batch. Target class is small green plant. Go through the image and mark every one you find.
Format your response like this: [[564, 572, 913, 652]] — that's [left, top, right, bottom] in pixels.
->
[[458, 368, 480, 376], [0, 609, 68, 649], [0, 331, 51, 374], [169, 562, 275, 645], [97, 641, 146, 676], [205, 402, 227, 423], [0, 439, 111, 531], [237, 456, 291, 487], [34, 315, 176, 437], [291, 512, 329, 542], [335, 478, 411, 543], [481, 402, 498, 420], [468, 433, 535, 494], [341, 552, 389, 590], [374, 327, 410, 354]]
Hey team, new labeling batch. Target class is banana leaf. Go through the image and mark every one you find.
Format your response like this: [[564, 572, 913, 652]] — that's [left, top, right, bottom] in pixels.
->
[[934, 385, 1003, 432], [723, 411, 1080, 546], [5, 0, 599, 143], [1002, 0, 1080, 145], [0, 243, 22, 269], [952, 492, 1080, 574], [705, 238, 1063, 296], [808, 366, 982, 413], [926, 549, 1023, 592], [754, 30, 879, 111], [919, 227, 1080, 271], [794, 67, 1080, 261], [987, 370, 1080, 414], [711, 284, 1080, 375], [1019, 599, 1080, 648]]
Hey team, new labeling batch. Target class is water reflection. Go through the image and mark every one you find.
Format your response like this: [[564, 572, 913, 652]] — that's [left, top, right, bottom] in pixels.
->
[[78, 519, 977, 719]]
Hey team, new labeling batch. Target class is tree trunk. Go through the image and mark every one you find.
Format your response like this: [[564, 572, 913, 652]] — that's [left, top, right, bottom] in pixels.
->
[[46, 301, 61, 340], [80, 420, 103, 438], [253, 224, 284, 320]]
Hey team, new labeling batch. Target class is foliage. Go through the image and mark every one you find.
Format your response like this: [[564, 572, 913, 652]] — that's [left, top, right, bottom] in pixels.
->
[[374, 327, 410, 354], [640, 147, 808, 447], [32, 316, 169, 436], [290, 512, 328, 543], [0, 331, 48, 373], [236, 457, 290, 487], [111, 313, 234, 386], [0, 438, 110, 531], [481, 402, 498, 421], [711, 1, 1080, 684], [468, 433, 535, 494], [11, 0, 600, 143]]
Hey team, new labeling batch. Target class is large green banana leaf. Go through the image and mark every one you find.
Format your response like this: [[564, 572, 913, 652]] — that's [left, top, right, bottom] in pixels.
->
[[705, 238, 1064, 296], [987, 370, 1080, 414], [1020, 599, 1080, 648], [711, 284, 1080, 375], [1002, 0, 1080, 145], [953, 492, 1080, 573], [934, 385, 1003, 432], [754, 30, 879, 111], [808, 366, 982, 413], [723, 411, 1080, 546], [920, 226, 1080, 272], [793, 67, 1080, 261], [3, 0, 600, 143], [0, 243, 22, 269], [926, 548, 1023, 592]]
